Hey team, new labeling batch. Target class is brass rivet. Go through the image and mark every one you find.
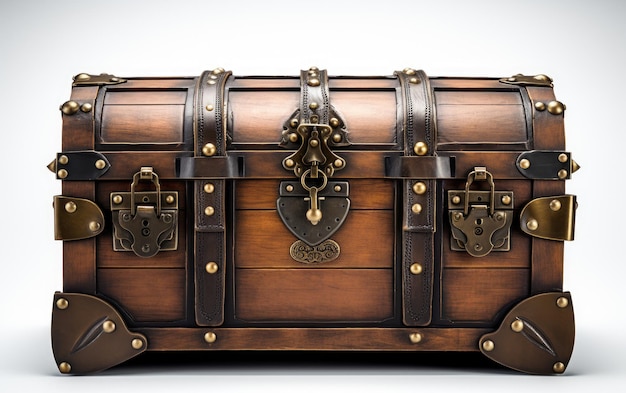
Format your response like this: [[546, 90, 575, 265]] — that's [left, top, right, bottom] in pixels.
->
[[330, 118, 340, 128], [207, 80, 216, 85], [131, 338, 144, 350], [75, 73, 91, 81], [202, 143, 217, 157], [452, 195, 461, 205], [289, 118, 299, 128], [310, 115, 319, 123], [102, 320, 116, 333], [205, 262, 219, 274], [547, 100, 565, 115], [309, 102, 318, 110], [112, 195, 123, 204], [204, 183, 215, 194], [204, 206, 215, 216], [549, 199, 562, 211], [534, 74, 551, 82], [80, 103, 93, 113], [58, 362, 72, 374], [558, 153, 568, 163], [332, 133, 342, 143], [286, 184, 294, 192], [553, 362, 565, 374], [413, 182, 427, 195], [284, 159, 295, 168], [519, 159, 531, 169], [310, 139, 319, 147], [409, 333, 422, 344], [334, 185, 342, 192], [403, 68, 416, 75], [58, 155, 69, 165], [411, 203, 422, 214], [527, 219, 539, 231], [204, 332, 217, 343], [206, 104, 214, 111], [453, 212, 463, 221], [501, 195, 512, 205], [511, 319, 524, 333], [334, 159, 344, 168], [307, 78, 320, 87], [556, 297, 569, 308], [558, 169, 568, 179], [534, 102, 546, 111], [65, 201, 77, 213], [95, 159, 106, 170], [57, 169, 68, 179], [89, 221, 101, 232], [212, 67, 225, 75], [482, 340, 495, 352], [60, 101, 80, 115], [409, 77, 420, 84], [410, 263, 423, 275], [413, 142, 428, 156], [289, 133, 299, 143], [56, 298, 69, 310], [165, 195, 175, 204]]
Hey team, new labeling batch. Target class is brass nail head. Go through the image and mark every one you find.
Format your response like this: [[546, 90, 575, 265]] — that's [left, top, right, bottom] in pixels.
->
[[131, 338, 144, 350], [58, 155, 69, 165], [56, 298, 69, 310], [57, 169, 68, 179], [80, 103, 93, 113], [411, 203, 422, 214], [452, 195, 461, 205], [556, 297, 569, 308], [58, 362, 72, 374], [204, 332, 217, 343], [102, 320, 116, 333], [332, 133, 342, 143], [288, 132, 299, 143], [534, 101, 546, 111], [204, 183, 215, 194], [95, 159, 106, 170], [112, 195, 123, 204], [410, 263, 423, 275], [65, 201, 77, 213], [558, 169, 568, 179], [202, 143, 217, 157], [527, 219, 539, 231], [550, 199, 562, 211], [553, 362, 566, 374], [309, 102, 319, 110], [286, 184, 294, 192], [165, 195, 175, 204], [205, 262, 219, 274], [413, 182, 427, 195], [558, 153, 568, 163], [413, 142, 428, 156], [519, 159, 531, 169], [284, 159, 295, 168], [482, 340, 495, 352], [547, 100, 565, 115], [330, 118, 340, 128], [511, 319, 524, 333], [334, 159, 344, 168], [501, 195, 512, 205], [206, 104, 214, 111], [60, 101, 79, 115], [204, 206, 215, 216], [307, 78, 320, 87], [89, 221, 101, 232], [409, 333, 422, 344]]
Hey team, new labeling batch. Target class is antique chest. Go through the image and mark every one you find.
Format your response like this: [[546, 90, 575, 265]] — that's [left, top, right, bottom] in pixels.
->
[[49, 68, 579, 375]]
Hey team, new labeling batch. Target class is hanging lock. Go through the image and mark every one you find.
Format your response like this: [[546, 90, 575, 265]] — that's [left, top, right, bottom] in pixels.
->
[[111, 167, 178, 258], [448, 167, 514, 257]]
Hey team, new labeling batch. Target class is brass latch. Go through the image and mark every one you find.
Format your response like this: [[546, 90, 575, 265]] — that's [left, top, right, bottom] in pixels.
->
[[448, 167, 514, 257], [110, 167, 178, 258]]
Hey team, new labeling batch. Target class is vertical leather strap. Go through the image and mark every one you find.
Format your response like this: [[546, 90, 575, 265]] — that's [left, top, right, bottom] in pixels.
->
[[300, 67, 330, 124], [395, 68, 436, 326], [194, 68, 231, 326]]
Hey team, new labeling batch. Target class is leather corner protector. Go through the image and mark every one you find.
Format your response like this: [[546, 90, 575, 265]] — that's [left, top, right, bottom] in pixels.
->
[[53, 151, 110, 181]]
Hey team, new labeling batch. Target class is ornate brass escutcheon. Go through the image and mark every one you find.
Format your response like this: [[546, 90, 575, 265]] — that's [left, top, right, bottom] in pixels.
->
[[448, 167, 514, 257], [111, 167, 178, 258]]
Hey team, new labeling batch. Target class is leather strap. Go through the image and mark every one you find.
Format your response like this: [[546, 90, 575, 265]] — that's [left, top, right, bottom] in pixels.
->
[[395, 68, 435, 326], [194, 69, 231, 326], [385, 156, 454, 179]]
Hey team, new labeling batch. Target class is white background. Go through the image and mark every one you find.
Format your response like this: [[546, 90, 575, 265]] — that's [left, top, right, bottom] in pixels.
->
[[1, 0, 624, 391]]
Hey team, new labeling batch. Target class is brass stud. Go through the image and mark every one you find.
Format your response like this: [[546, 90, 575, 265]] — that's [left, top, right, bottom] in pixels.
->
[[547, 100, 565, 115], [308, 78, 320, 87], [452, 195, 461, 205], [58, 155, 69, 165], [409, 332, 422, 344], [205, 262, 219, 274], [212, 67, 225, 74], [410, 263, 423, 275], [334, 185, 342, 192], [534, 74, 551, 82], [330, 118, 340, 128], [556, 297, 569, 308], [57, 169, 68, 179], [102, 320, 116, 333], [519, 158, 531, 169], [501, 195, 512, 205], [309, 102, 319, 110], [80, 103, 93, 113], [65, 201, 77, 213], [411, 203, 422, 214], [204, 332, 217, 343], [310, 139, 319, 147], [206, 104, 214, 111], [166, 195, 175, 204], [204, 206, 215, 216], [286, 185, 294, 192], [453, 212, 463, 221], [413, 182, 427, 195], [284, 159, 295, 168], [403, 68, 416, 75], [558, 169, 568, 179], [482, 340, 495, 352], [553, 362, 565, 374], [56, 298, 69, 310], [202, 143, 217, 157], [332, 134, 342, 143], [131, 338, 144, 350], [58, 362, 72, 374], [511, 319, 524, 333], [558, 153, 568, 163], [310, 114, 319, 123], [527, 219, 539, 231], [204, 183, 215, 194], [112, 195, 123, 204], [288, 132, 299, 143], [89, 221, 101, 232], [289, 118, 299, 128], [413, 142, 428, 156], [95, 159, 106, 170], [60, 101, 79, 115], [409, 77, 420, 84], [75, 73, 91, 81], [549, 199, 562, 211], [207, 80, 216, 85], [534, 101, 546, 111], [334, 159, 344, 168]]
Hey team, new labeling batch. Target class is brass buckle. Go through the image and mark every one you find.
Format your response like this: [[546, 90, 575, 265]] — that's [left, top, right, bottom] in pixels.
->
[[110, 167, 178, 258], [448, 167, 514, 257]]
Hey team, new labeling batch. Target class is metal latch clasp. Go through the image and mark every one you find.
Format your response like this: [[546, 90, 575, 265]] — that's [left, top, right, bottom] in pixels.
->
[[448, 167, 514, 257], [111, 167, 178, 258]]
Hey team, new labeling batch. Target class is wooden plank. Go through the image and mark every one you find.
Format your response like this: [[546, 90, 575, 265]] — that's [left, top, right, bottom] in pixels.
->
[[101, 104, 185, 144]]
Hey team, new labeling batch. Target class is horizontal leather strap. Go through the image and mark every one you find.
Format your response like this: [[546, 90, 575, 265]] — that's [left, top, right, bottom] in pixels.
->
[[384, 156, 454, 179], [177, 156, 244, 179]]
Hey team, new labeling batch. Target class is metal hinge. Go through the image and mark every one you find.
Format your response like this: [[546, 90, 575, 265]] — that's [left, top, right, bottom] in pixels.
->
[[72, 73, 127, 86], [499, 73, 553, 87]]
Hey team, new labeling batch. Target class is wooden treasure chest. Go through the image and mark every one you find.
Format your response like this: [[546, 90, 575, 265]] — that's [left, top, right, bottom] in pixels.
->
[[48, 68, 579, 375]]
